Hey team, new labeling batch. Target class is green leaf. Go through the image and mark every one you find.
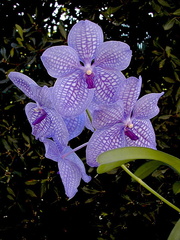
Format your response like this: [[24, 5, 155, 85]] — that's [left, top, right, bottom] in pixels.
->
[[172, 8, 180, 16], [25, 179, 39, 185], [25, 188, 37, 198], [15, 24, 24, 40], [133, 161, 162, 180], [173, 181, 180, 195], [168, 219, 180, 240], [97, 147, 180, 174], [163, 18, 176, 30], [157, 0, 171, 8]]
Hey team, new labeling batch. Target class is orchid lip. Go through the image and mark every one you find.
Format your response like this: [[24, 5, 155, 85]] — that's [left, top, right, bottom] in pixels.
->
[[124, 128, 139, 140], [85, 72, 95, 89], [32, 109, 47, 125]]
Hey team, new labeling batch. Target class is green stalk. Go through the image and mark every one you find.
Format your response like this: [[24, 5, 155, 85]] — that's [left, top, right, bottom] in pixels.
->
[[121, 164, 180, 213]]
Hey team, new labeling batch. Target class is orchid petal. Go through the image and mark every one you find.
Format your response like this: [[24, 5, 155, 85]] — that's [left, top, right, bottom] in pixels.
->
[[68, 20, 104, 63], [94, 41, 132, 71], [25, 103, 69, 147], [63, 113, 85, 140], [62, 146, 91, 183], [58, 159, 81, 199], [53, 70, 94, 117], [41, 46, 81, 78], [43, 138, 60, 162], [94, 67, 125, 104], [132, 92, 164, 120], [35, 86, 53, 108], [126, 119, 156, 149], [92, 101, 124, 130], [25, 103, 52, 139], [119, 76, 142, 118], [86, 124, 125, 167], [8, 72, 39, 100]]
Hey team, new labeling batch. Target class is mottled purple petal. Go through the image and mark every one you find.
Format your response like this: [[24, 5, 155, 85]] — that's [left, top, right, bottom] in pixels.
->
[[25, 103, 69, 147], [25, 103, 52, 139], [68, 20, 104, 63], [132, 92, 164, 120], [58, 159, 81, 199], [94, 41, 132, 71], [119, 76, 142, 118], [35, 86, 53, 108], [86, 124, 125, 167], [53, 70, 94, 117], [94, 67, 125, 104], [43, 138, 60, 162], [63, 113, 85, 140], [92, 101, 124, 130], [8, 72, 39, 100], [61, 146, 91, 183], [125, 119, 156, 149], [41, 46, 81, 78]]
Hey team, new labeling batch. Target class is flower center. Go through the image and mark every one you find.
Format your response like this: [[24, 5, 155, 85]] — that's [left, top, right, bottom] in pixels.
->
[[124, 120, 139, 141]]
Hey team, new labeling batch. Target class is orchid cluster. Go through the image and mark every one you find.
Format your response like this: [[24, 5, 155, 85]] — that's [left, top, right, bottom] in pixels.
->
[[9, 20, 163, 199]]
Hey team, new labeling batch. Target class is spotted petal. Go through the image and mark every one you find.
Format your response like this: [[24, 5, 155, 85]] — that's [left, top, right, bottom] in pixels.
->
[[43, 138, 61, 161], [25, 103, 69, 147], [132, 92, 164, 120], [63, 113, 86, 140], [125, 119, 156, 149], [86, 124, 125, 167], [41, 46, 81, 78], [94, 41, 132, 71], [119, 76, 142, 118], [8, 72, 39, 100], [94, 67, 125, 104], [61, 146, 91, 183], [92, 100, 124, 130], [53, 70, 94, 117], [68, 20, 104, 63]]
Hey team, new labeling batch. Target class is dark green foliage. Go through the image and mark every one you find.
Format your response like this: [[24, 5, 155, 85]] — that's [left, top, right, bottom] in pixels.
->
[[0, 0, 180, 239]]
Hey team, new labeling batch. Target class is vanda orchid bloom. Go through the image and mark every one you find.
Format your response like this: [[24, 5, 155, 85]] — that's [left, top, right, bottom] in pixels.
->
[[86, 76, 164, 167], [41, 20, 132, 117], [43, 139, 91, 199], [8, 72, 69, 149], [8, 72, 90, 149]]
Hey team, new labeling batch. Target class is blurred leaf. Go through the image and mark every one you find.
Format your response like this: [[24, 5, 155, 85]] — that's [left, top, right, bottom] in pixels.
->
[[58, 23, 67, 39], [25, 188, 37, 198], [172, 181, 180, 195], [172, 8, 180, 16], [163, 18, 176, 30], [157, 0, 171, 8], [97, 147, 180, 174], [168, 219, 180, 240], [7, 187, 15, 197], [15, 24, 24, 40], [163, 77, 175, 83], [2, 139, 11, 151], [25, 179, 39, 185], [133, 161, 162, 180]]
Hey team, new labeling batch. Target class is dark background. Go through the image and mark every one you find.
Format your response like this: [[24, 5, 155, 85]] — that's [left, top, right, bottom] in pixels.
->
[[0, 0, 180, 239]]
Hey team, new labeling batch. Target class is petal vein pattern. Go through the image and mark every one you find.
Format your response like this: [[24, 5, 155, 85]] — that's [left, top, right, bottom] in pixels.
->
[[68, 20, 104, 63], [41, 46, 81, 78], [94, 67, 125, 103], [94, 41, 132, 71], [125, 119, 156, 149], [86, 124, 125, 167], [133, 92, 164, 119], [53, 70, 94, 117]]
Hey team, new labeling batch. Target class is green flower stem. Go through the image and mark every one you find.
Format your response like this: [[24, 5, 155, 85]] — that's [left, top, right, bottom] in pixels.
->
[[121, 164, 180, 213]]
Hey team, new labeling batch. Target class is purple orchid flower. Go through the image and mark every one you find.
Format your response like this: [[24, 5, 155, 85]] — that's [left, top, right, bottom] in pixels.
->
[[43, 139, 91, 199], [41, 20, 132, 117], [86, 76, 164, 167], [8, 72, 69, 150]]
